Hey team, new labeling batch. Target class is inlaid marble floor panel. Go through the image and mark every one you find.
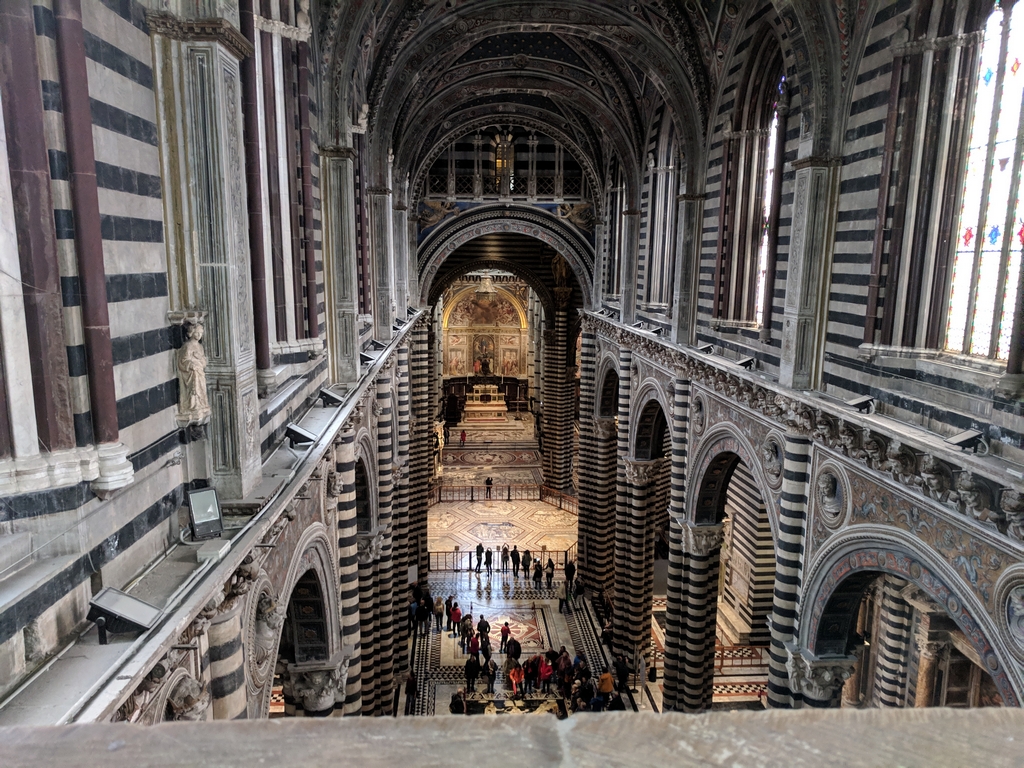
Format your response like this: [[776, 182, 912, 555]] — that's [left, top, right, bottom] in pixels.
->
[[428, 498, 578, 555]]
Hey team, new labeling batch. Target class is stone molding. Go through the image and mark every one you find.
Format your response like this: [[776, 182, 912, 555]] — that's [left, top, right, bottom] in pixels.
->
[[146, 13, 254, 60]]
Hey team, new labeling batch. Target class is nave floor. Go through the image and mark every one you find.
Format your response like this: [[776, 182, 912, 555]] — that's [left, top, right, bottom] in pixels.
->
[[398, 572, 636, 717]]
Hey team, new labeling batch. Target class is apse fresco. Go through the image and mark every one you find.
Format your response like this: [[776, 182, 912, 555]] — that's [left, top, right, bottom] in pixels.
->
[[443, 279, 528, 378]]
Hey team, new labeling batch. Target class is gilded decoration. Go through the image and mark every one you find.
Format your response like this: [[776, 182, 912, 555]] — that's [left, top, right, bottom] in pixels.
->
[[809, 547, 1018, 707], [845, 472, 1010, 611]]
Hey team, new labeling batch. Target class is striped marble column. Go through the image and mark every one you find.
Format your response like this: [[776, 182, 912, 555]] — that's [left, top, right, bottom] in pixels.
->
[[676, 522, 724, 712], [391, 346, 412, 679], [611, 347, 632, 655], [766, 431, 812, 709], [407, 322, 431, 575], [208, 603, 248, 720], [335, 427, 363, 715], [661, 377, 691, 711], [542, 290, 574, 492], [374, 371, 396, 715], [614, 458, 662, 663], [576, 328, 613, 591], [872, 576, 912, 707]]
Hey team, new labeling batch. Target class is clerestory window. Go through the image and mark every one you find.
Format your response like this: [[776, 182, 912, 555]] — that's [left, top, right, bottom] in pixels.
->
[[945, 3, 1024, 361]]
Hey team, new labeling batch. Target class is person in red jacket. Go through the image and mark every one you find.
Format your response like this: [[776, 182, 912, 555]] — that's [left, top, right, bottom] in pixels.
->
[[499, 622, 511, 653], [450, 603, 462, 639], [539, 656, 554, 694]]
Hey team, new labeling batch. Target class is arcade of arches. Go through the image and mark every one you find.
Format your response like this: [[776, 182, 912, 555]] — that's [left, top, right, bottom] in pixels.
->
[[0, 0, 1022, 739]]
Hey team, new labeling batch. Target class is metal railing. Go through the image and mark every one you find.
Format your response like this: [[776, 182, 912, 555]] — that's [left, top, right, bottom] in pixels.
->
[[714, 645, 770, 674], [432, 484, 578, 513], [429, 541, 578, 572]]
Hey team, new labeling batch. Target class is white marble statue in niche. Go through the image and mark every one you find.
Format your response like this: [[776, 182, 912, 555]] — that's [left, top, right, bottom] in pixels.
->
[[178, 321, 211, 425]]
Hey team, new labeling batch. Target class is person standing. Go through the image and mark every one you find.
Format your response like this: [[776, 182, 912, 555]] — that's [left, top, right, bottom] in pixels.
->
[[404, 671, 418, 716], [450, 602, 462, 639], [444, 594, 454, 632], [465, 655, 481, 694], [545, 557, 555, 589], [522, 549, 532, 579], [484, 547, 493, 575], [460, 429, 467, 447], [556, 581, 567, 613], [532, 560, 543, 589], [485, 476, 493, 498], [501, 545, 510, 573], [565, 559, 576, 594], [510, 546, 521, 577], [477, 615, 491, 641], [434, 595, 445, 633], [484, 657, 498, 695], [476, 542, 484, 573], [500, 622, 511, 653]]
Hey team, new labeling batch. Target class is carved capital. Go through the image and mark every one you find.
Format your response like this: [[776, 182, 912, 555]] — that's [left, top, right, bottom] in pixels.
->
[[623, 457, 661, 486], [356, 531, 385, 564], [682, 523, 724, 557], [554, 286, 574, 310], [785, 645, 856, 702]]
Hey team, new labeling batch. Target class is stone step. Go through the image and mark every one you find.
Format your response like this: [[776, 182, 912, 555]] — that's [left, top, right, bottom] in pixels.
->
[[0, 532, 34, 581]]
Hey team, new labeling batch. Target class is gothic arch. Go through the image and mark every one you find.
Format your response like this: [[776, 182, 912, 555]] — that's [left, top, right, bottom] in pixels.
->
[[418, 205, 596, 308], [686, 425, 778, 537], [801, 529, 1021, 707]]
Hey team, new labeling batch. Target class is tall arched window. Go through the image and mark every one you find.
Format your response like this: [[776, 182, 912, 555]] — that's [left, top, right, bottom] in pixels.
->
[[945, 4, 1024, 360], [754, 79, 785, 327], [712, 32, 784, 327]]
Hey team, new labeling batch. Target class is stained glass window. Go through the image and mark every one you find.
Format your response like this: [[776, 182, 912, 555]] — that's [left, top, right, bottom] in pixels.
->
[[946, 4, 1024, 360], [754, 79, 784, 326]]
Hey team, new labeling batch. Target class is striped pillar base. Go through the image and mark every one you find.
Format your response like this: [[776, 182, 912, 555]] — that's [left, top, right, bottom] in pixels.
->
[[209, 603, 248, 720], [872, 576, 912, 707]]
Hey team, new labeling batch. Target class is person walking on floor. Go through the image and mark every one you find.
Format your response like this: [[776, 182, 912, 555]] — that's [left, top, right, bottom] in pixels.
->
[[565, 559, 576, 593], [545, 557, 555, 589], [444, 595, 454, 632], [556, 581, 567, 613], [484, 547, 493, 575], [485, 476, 493, 498], [501, 545, 510, 573], [500, 622, 510, 653], [476, 542, 484, 573], [510, 546, 520, 577], [461, 613, 474, 653], [460, 429, 467, 447]]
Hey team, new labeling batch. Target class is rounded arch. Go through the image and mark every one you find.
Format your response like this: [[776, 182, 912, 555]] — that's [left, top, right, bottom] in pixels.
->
[[247, 524, 343, 718], [802, 531, 1021, 707], [352, 435, 377, 532], [630, 383, 671, 461], [687, 424, 779, 537], [442, 284, 528, 329], [596, 365, 619, 419], [418, 205, 595, 308]]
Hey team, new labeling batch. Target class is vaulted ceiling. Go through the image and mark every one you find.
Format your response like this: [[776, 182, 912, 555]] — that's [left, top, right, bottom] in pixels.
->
[[320, 1, 750, 195]]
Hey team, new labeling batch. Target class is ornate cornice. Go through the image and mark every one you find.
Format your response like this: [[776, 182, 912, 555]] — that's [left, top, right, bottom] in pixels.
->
[[582, 312, 1024, 551], [321, 146, 358, 161], [254, 15, 310, 42], [146, 13, 254, 60]]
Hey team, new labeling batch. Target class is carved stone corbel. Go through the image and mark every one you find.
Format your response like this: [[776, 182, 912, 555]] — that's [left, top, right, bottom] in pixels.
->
[[682, 524, 724, 557]]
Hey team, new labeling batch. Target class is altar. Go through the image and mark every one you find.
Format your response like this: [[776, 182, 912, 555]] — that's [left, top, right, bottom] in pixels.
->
[[462, 384, 508, 422]]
